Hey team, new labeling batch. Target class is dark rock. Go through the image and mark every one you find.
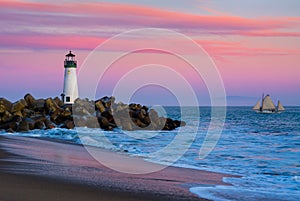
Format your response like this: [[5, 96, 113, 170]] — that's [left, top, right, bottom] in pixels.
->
[[17, 119, 29, 132], [95, 100, 106, 113], [143, 116, 151, 125], [98, 116, 110, 129], [45, 98, 59, 113], [11, 99, 27, 113], [98, 115, 116, 130], [44, 118, 56, 129], [142, 105, 149, 112], [50, 110, 60, 123], [121, 120, 133, 131], [24, 93, 36, 108], [34, 99, 46, 112], [61, 108, 72, 117], [74, 98, 94, 114], [26, 118, 36, 130], [0, 105, 5, 114], [86, 116, 99, 128], [12, 111, 23, 118], [0, 98, 12, 113], [12, 115, 22, 123], [31, 116, 47, 130], [6, 128, 14, 133], [34, 120, 46, 130], [101, 110, 114, 123], [61, 120, 75, 129], [73, 116, 87, 127], [149, 109, 159, 122], [0, 121, 17, 131], [1, 111, 13, 124], [0, 95, 185, 132], [22, 108, 35, 118], [133, 118, 147, 128], [53, 97, 64, 107]]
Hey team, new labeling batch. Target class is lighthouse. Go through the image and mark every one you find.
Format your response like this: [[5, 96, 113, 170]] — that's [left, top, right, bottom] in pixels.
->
[[61, 51, 79, 104]]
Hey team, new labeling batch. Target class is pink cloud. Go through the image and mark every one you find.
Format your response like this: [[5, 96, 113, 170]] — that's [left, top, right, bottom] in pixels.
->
[[199, 40, 300, 57], [234, 30, 300, 37], [0, 34, 106, 50], [0, 0, 299, 55], [1, 0, 299, 33]]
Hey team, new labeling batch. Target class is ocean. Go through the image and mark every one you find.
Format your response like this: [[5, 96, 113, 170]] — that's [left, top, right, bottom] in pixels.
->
[[1, 106, 299, 201]]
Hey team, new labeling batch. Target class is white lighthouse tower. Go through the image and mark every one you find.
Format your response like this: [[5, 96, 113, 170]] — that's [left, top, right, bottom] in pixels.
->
[[62, 51, 79, 104]]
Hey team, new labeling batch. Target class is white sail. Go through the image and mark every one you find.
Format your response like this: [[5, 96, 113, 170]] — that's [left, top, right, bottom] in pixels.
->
[[277, 100, 285, 111], [253, 100, 260, 110], [261, 95, 276, 111]]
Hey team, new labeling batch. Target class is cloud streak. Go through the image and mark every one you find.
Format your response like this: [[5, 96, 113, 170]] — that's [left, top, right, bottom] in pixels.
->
[[0, 0, 299, 57], [1, 1, 299, 33]]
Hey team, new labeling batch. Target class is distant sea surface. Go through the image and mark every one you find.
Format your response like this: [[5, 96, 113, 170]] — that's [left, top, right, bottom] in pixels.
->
[[1, 106, 299, 201]]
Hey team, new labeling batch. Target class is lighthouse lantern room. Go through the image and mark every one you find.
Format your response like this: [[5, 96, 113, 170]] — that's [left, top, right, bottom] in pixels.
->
[[62, 51, 79, 104]]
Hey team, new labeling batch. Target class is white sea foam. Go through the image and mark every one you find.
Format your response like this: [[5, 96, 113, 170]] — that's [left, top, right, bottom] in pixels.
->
[[190, 184, 300, 201]]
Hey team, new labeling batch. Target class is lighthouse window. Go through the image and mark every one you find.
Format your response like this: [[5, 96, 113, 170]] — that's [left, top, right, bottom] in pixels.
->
[[66, 96, 70, 102]]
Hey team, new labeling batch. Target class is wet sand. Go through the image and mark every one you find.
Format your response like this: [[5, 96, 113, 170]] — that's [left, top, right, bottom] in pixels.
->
[[0, 135, 232, 201]]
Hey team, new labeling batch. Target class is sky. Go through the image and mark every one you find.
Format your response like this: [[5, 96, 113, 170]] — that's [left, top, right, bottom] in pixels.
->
[[0, 0, 299, 106]]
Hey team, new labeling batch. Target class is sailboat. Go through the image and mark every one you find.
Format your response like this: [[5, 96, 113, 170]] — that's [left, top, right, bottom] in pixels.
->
[[253, 94, 285, 113]]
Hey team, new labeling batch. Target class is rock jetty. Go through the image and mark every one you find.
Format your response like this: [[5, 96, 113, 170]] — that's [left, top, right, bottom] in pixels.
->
[[0, 94, 185, 133]]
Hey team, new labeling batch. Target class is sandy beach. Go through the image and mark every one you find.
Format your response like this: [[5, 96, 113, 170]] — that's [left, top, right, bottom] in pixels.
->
[[0, 135, 232, 201]]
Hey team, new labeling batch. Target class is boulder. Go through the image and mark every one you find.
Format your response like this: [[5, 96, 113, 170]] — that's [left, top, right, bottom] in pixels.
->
[[22, 108, 35, 118], [137, 109, 147, 121], [61, 108, 72, 117], [113, 102, 128, 113], [100, 110, 115, 126], [26, 118, 36, 130], [12, 115, 22, 123], [0, 121, 17, 131], [149, 109, 159, 121], [121, 120, 133, 131], [34, 99, 45, 112], [162, 118, 183, 130], [45, 98, 59, 113], [98, 116, 109, 129], [74, 98, 94, 114], [142, 105, 149, 112], [73, 116, 87, 127], [0, 105, 5, 114], [24, 93, 36, 108], [6, 128, 14, 133], [34, 120, 46, 130], [53, 97, 64, 107], [143, 116, 151, 125], [9, 122, 18, 131], [50, 110, 60, 122], [61, 120, 75, 129], [0, 98, 12, 113], [30, 116, 47, 130], [95, 100, 106, 113], [98, 116, 116, 130], [1, 111, 13, 123], [13, 111, 23, 118], [17, 119, 29, 132], [0, 95, 186, 132], [99, 96, 115, 108], [86, 116, 99, 128], [11, 99, 27, 113], [44, 118, 56, 129], [133, 118, 147, 128]]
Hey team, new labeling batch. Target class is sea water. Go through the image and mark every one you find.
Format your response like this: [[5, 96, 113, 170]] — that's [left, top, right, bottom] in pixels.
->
[[1, 106, 299, 200]]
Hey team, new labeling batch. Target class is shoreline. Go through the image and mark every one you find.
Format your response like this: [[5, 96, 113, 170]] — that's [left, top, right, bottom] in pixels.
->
[[0, 135, 233, 201]]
